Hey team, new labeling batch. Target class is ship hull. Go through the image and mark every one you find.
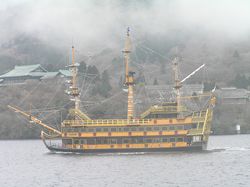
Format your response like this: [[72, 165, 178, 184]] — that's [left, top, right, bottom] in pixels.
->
[[46, 146, 203, 154], [43, 141, 205, 154]]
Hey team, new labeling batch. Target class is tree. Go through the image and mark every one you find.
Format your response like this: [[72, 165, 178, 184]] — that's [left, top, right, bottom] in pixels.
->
[[231, 74, 249, 89], [102, 70, 112, 90], [94, 70, 112, 98], [203, 81, 216, 92], [136, 71, 146, 84], [78, 61, 87, 73], [153, 78, 158, 85], [87, 65, 100, 81], [44, 63, 57, 71], [233, 50, 240, 58], [119, 75, 123, 88]]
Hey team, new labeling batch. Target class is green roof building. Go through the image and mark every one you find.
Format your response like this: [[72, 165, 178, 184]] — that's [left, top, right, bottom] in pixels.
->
[[0, 64, 59, 85]]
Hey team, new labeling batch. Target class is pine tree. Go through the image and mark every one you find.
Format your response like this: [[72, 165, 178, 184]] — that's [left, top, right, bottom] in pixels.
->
[[153, 78, 158, 85], [233, 50, 240, 58], [98, 70, 112, 97], [119, 75, 123, 88], [78, 61, 87, 73], [87, 65, 100, 81], [232, 74, 249, 89]]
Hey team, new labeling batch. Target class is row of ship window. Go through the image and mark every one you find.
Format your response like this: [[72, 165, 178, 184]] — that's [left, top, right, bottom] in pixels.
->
[[62, 124, 202, 133], [63, 136, 188, 145]]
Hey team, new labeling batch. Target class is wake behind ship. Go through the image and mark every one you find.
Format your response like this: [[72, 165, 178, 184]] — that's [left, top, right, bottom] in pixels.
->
[[8, 29, 216, 154]]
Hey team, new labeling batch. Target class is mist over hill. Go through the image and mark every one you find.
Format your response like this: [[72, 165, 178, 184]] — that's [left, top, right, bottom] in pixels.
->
[[0, 0, 250, 84]]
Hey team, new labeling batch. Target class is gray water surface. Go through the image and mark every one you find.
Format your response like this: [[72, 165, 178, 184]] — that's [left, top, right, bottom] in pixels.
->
[[0, 135, 250, 187]]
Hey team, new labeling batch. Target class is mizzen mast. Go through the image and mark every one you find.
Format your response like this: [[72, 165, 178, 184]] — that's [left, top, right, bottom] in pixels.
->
[[123, 28, 135, 120], [172, 57, 182, 112]]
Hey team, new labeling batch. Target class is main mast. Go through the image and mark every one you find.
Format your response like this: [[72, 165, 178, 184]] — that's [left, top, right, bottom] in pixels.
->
[[70, 46, 80, 110], [123, 28, 135, 120]]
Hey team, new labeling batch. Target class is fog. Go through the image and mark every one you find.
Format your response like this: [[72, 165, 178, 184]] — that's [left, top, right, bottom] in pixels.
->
[[0, 0, 250, 52]]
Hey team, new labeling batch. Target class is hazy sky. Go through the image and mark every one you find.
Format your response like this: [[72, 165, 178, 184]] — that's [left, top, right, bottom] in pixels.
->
[[1, 0, 250, 51]]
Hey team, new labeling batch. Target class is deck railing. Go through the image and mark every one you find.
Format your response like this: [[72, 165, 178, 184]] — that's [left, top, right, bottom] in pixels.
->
[[140, 105, 187, 118], [63, 119, 152, 126], [187, 129, 203, 135], [62, 110, 209, 127]]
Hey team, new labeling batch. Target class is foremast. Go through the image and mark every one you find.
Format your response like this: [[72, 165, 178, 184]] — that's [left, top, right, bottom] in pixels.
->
[[67, 46, 91, 120], [123, 28, 135, 120]]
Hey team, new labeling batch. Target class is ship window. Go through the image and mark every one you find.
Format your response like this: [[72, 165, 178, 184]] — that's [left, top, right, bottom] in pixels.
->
[[81, 139, 87, 144], [96, 139, 102, 144], [63, 139, 72, 144], [87, 139, 95, 144], [123, 138, 130, 143], [153, 138, 160, 143], [162, 138, 168, 142], [192, 124, 197, 129], [103, 128, 109, 132], [146, 127, 152, 131], [118, 127, 123, 132], [131, 127, 136, 131], [117, 138, 122, 144], [96, 128, 102, 132], [153, 126, 160, 131], [144, 138, 152, 143], [138, 137, 143, 143], [139, 127, 144, 131], [184, 125, 192, 130], [177, 125, 184, 130], [101, 139, 108, 144], [162, 126, 168, 131], [169, 126, 175, 130], [110, 139, 117, 144], [177, 137, 183, 142], [111, 128, 116, 132], [88, 128, 95, 132], [170, 137, 175, 142], [66, 128, 71, 132], [74, 139, 80, 144], [131, 138, 138, 143]]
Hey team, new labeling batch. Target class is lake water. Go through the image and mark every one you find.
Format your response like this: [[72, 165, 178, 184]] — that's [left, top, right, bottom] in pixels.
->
[[0, 135, 250, 187]]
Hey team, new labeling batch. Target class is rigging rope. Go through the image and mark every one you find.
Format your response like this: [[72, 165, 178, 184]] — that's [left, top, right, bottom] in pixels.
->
[[17, 80, 43, 107]]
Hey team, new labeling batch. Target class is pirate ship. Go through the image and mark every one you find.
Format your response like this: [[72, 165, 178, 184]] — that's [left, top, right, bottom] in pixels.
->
[[8, 29, 216, 153]]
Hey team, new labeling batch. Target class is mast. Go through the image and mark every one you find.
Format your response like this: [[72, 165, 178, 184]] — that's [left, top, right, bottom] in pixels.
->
[[70, 46, 80, 110], [123, 28, 135, 120], [172, 56, 206, 113], [172, 57, 182, 112]]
